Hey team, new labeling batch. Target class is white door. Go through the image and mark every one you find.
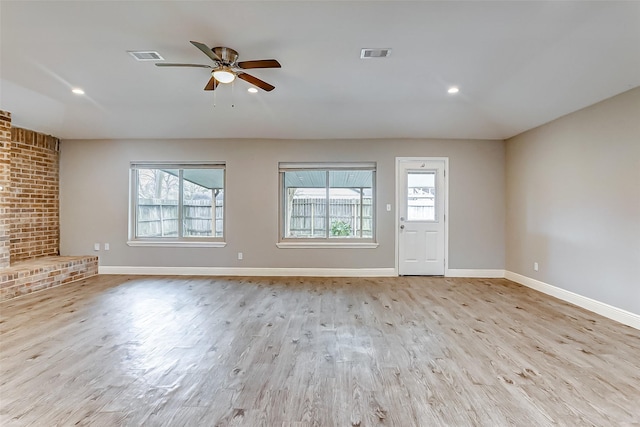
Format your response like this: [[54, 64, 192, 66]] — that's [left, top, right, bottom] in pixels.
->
[[397, 158, 446, 276]]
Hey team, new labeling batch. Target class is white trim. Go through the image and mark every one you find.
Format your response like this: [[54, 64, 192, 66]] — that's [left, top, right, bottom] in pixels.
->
[[505, 271, 640, 330], [99, 266, 396, 277], [130, 160, 226, 168], [446, 269, 505, 278], [279, 161, 376, 170], [127, 240, 226, 248], [276, 242, 379, 249]]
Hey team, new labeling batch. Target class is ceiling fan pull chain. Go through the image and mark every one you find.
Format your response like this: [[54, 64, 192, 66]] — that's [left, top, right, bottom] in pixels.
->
[[231, 80, 235, 108]]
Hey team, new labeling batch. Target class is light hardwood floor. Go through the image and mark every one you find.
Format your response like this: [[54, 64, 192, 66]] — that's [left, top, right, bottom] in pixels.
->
[[1, 275, 639, 426]]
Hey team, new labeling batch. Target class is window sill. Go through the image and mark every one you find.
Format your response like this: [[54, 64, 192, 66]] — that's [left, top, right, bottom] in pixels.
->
[[127, 240, 226, 248], [276, 242, 379, 249]]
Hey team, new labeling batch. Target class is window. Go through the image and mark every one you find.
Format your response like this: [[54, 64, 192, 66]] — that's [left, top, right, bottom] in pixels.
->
[[406, 170, 436, 221], [129, 162, 225, 247], [279, 162, 376, 246]]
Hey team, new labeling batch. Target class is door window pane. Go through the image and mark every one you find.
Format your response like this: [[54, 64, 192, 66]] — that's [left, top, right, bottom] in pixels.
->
[[407, 171, 436, 221]]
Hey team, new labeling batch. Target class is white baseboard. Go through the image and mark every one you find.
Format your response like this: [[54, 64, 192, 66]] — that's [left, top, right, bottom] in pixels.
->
[[100, 266, 504, 278], [98, 266, 397, 277], [505, 271, 640, 330], [97, 266, 638, 329], [446, 269, 505, 278]]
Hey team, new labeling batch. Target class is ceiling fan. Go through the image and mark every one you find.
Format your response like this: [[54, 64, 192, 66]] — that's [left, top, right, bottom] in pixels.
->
[[156, 41, 281, 92]]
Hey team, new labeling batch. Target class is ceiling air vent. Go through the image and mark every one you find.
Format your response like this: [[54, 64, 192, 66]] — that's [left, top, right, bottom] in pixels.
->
[[128, 51, 164, 61], [360, 48, 391, 59]]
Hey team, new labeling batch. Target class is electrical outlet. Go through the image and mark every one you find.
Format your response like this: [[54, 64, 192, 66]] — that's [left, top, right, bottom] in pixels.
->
[[104, 243, 110, 251], [94, 243, 100, 251], [238, 252, 243, 260], [534, 262, 539, 271]]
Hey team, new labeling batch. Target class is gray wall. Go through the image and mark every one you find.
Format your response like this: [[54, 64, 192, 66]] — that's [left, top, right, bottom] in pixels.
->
[[60, 138, 505, 270], [506, 87, 640, 314]]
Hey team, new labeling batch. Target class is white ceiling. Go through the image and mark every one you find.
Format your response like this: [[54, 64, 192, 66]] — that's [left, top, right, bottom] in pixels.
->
[[1, 1, 639, 141]]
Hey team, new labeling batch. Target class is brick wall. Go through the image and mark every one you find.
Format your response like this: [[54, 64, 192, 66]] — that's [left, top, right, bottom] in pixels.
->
[[0, 111, 11, 268], [0, 112, 97, 301], [9, 126, 60, 262]]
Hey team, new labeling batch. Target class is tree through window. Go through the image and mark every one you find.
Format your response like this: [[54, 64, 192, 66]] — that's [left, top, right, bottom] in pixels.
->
[[130, 163, 225, 242]]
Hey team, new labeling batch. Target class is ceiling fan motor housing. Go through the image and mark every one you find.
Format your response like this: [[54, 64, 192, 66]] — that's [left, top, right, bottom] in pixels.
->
[[213, 47, 239, 66]]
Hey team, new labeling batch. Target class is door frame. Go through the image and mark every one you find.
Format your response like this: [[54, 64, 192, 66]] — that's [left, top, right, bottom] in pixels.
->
[[395, 157, 449, 276]]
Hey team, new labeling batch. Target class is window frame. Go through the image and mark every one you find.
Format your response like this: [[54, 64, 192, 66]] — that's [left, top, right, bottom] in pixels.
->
[[128, 161, 226, 248], [277, 162, 378, 249]]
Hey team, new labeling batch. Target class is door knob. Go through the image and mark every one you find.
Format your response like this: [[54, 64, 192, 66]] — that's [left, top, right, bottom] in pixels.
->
[[400, 225, 405, 229]]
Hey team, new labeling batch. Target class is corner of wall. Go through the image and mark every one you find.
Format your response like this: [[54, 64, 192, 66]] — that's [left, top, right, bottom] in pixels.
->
[[0, 110, 12, 268]]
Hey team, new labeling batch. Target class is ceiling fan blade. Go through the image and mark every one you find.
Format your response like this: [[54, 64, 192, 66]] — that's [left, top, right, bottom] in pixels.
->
[[190, 41, 222, 63], [204, 77, 218, 91], [155, 63, 212, 68], [237, 72, 275, 92], [237, 59, 281, 69]]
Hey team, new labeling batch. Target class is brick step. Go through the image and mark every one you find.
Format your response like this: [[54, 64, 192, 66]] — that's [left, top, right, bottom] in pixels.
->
[[0, 256, 98, 301]]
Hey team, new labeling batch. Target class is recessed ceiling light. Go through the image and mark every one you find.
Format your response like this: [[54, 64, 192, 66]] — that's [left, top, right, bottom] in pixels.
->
[[447, 86, 460, 94], [72, 88, 85, 95], [247, 87, 258, 93]]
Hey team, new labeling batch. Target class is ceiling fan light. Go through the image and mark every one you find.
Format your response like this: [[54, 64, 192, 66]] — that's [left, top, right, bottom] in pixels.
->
[[213, 68, 236, 84]]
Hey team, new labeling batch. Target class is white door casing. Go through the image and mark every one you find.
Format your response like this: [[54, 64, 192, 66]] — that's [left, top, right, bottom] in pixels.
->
[[397, 158, 447, 276]]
